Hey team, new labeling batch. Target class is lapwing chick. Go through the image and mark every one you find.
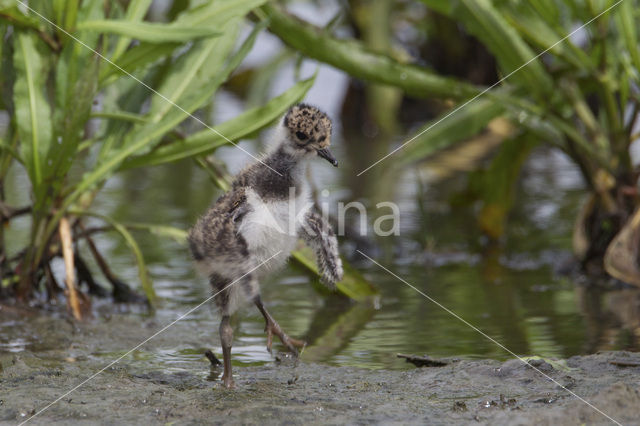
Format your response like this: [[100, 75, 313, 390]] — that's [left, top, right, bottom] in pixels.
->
[[188, 103, 343, 388]]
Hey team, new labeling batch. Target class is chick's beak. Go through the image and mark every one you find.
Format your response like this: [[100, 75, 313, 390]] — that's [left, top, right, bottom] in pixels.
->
[[317, 148, 338, 167]]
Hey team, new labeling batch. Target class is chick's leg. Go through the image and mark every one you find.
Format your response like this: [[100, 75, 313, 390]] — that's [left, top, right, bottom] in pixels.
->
[[211, 273, 235, 388], [219, 315, 234, 388], [254, 296, 306, 356]]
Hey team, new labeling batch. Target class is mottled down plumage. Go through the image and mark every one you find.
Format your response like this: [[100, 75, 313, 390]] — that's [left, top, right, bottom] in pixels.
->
[[187, 103, 343, 388]]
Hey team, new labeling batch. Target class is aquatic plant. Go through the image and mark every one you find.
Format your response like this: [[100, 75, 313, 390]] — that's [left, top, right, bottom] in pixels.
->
[[264, 1, 640, 283], [0, 0, 377, 317]]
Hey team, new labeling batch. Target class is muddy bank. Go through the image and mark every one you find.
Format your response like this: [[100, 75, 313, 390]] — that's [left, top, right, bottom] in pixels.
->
[[1, 308, 639, 425]]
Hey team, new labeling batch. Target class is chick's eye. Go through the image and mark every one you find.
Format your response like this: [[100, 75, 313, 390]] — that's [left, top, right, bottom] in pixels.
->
[[295, 131, 308, 141]]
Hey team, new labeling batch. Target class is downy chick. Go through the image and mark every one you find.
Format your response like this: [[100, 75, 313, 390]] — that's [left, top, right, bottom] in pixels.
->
[[188, 103, 343, 388]]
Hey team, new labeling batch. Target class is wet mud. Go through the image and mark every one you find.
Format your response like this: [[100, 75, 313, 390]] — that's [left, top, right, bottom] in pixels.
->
[[1, 307, 639, 425]]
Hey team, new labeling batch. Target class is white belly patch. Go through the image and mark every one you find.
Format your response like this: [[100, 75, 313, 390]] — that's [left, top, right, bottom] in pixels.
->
[[237, 187, 312, 268]]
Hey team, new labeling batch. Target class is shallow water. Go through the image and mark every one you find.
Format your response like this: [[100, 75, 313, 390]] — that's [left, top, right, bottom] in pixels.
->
[[5, 135, 637, 373], [2, 16, 639, 371]]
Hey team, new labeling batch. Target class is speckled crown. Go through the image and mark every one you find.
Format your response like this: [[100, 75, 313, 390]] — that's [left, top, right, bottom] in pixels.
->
[[283, 103, 332, 148]]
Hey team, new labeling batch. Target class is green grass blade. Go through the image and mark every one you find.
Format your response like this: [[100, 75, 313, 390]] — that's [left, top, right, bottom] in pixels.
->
[[291, 248, 378, 301], [107, 19, 242, 161], [0, 3, 41, 30], [458, 0, 553, 95], [109, 0, 153, 63], [471, 134, 537, 239], [263, 4, 480, 100], [120, 222, 188, 245], [175, 0, 267, 27], [13, 31, 52, 198], [91, 110, 147, 124], [53, 0, 102, 110], [47, 55, 98, 188], [115, 18, 263, 160], [146, 21, 238, 121], [52, 0, 65, 26], [99, 42, 179, 85], [420, 0, 452, 15], [0, 22, 14, 117], [0, 136, 24, 166], [45, 21, 256, 247], [422, 0, 553, 96], [101, 0, 266, 84], [74, 211, 156, 302], [76, 20, 221, 42], [528, 0, 561, 23], [63, 0, 79, 30], [45, 0, 102, 198], [616, 0, 640, 73], [499, 3, 594, 71], [118, 0, 266, 69], [396, 98, 505, 166], [120, 75, 315, 169]]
